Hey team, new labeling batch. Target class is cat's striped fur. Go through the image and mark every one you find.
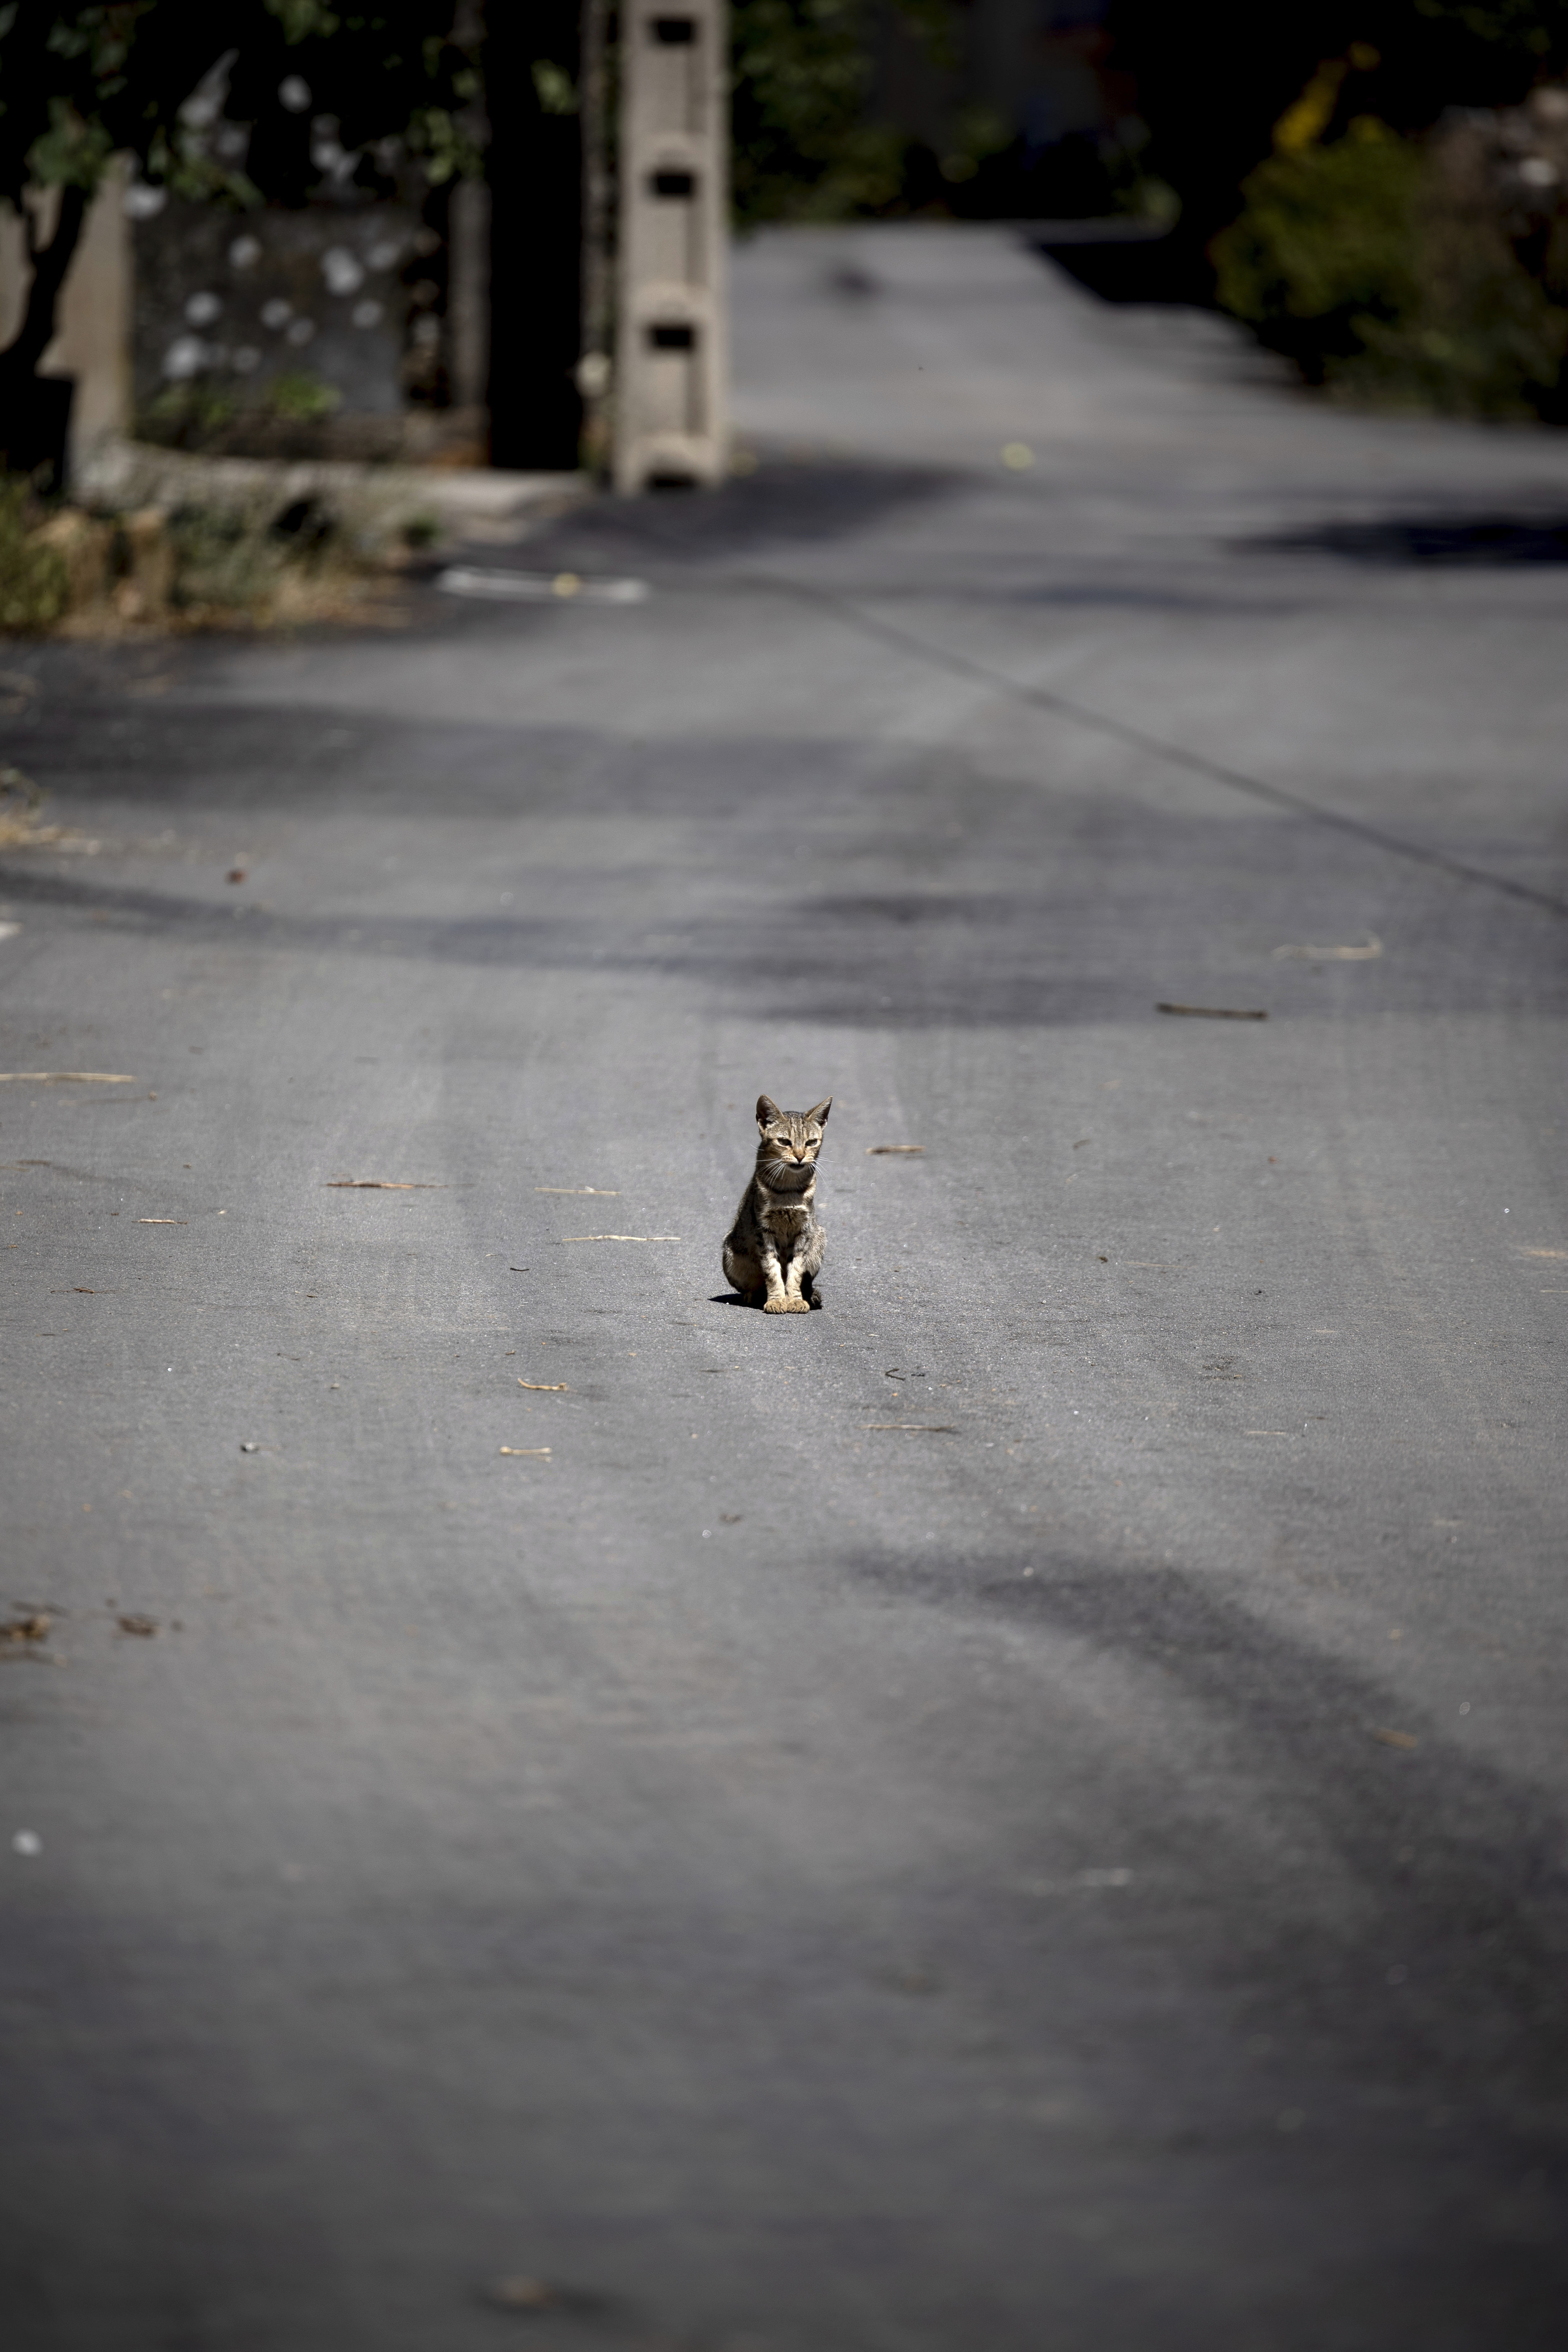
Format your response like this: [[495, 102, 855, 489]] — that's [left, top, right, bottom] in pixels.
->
[[722, 1093, 832, 1312]]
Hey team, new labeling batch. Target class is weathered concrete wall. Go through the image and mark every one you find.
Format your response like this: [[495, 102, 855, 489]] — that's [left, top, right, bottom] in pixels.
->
[[133, 199, 417, 429]]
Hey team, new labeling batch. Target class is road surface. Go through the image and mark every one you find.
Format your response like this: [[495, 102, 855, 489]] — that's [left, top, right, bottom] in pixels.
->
[[3, 226, 1566, 2350]]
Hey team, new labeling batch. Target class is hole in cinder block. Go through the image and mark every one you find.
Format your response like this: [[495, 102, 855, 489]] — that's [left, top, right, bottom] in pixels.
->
[[652, 170, 696, 199], [652, 16, 696, 42], [648, 473, 699, 491], [648, 323, 696, 351]]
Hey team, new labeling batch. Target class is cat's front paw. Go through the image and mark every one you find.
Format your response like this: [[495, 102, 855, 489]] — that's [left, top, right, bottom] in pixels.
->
[[763, 1295, 791, 1312], [783, 1296, 811, 1312]]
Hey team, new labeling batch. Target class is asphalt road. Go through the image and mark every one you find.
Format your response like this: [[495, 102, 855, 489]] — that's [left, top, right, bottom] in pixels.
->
[[3, 225, 1567, 2352]]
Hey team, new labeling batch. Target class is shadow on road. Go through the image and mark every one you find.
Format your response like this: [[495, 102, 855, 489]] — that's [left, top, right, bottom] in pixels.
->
[[513, 455, 965, 569], [849, 1545, 1568, 2342], [1242, 513, 1568, 566]]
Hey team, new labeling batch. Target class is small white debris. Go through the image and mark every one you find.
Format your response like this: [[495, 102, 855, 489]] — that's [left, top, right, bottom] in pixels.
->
[[436, 568, 649, 606], [13, 1830, 41, 1856], [184, 291, 222, 327], [229, 235, 262, 270], [162, 336, 209, 381], [322, 247, 364, 297], [279, 76, 311, 112]]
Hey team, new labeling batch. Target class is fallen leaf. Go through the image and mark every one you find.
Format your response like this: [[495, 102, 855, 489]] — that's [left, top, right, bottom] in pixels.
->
[[484, 2276, 607, 2315], [117, 1614, 158, 1638], [226, 868, 247, 884], [1156, 1003, 1267, 1020], [499, 1446, 552, 1456], [1373, 1727, 1418, 1750], [487, 2277, 556, 2311], [534, 1186, 620, 1195], [0, 1071, 137, 1084], [0, 1614, 50, 1646], [559, 1233, 680, 1242], [866, 1144, 924, 1155], [518, 1380, 569, 1391], [1518, 1248, 1567, 1259], [1273, 935, 1382, 960], [719, 1512, 743, 1523], [323, 1179, 445, 1189]]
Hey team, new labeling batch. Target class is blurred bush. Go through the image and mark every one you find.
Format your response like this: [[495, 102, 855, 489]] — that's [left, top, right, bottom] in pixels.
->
[[0, 477, 404, 635], [731, 0, 987, 225], [0, 480, 72, 632], [1214, 65, 1568, 418]]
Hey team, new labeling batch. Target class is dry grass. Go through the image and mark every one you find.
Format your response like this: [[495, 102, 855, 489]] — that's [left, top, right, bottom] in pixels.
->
[[3, 479, 410, 641], [0, 769, 95, 853]]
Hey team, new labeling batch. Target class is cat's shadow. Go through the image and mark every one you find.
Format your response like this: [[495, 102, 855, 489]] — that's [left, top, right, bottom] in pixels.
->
[[709, 1292, 824, 1311]]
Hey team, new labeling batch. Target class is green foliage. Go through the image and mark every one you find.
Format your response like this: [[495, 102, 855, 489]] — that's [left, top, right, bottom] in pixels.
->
[[729, 0, 961, 226], [1214, 134, 1427, 342], [730, 0, 882, 224], [0, 479, 71, 631], [0, 5, 483, 215], [143, 381, 237, 439], [265, 1, 344, 37], [1413, 0, 1568, 58], [161, 505, 278, 612], [1213, 124, 1568, 417], [164, 493, 344, 612], [531, 59, 578, 117], [267, 368, 341, 421]]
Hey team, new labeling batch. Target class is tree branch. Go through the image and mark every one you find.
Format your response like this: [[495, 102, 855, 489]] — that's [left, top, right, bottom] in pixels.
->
[[0, 183, 91, 379]]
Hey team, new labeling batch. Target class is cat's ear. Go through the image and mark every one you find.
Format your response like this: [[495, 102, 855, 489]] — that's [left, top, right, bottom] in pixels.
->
[[756, 1093, 781, 1128], [805, 1096, 832, 1128]]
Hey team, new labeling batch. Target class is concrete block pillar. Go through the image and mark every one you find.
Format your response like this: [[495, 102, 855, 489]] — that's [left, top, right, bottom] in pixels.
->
[[614, 3, 728, 493]]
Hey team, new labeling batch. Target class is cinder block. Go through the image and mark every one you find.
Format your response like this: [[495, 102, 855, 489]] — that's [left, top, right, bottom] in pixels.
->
[[614, 3, 729, 492]]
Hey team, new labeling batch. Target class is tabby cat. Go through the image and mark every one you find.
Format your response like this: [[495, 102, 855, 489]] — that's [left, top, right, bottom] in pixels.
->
[[722, 1093, 832, 1311]]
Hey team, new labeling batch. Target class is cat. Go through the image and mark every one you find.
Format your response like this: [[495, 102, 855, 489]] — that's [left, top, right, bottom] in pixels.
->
[[722, 1094, 832, 1312]]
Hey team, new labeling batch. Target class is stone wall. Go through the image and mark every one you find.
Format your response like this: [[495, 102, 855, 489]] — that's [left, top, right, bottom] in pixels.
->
[[132, 196, 426, 456]]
